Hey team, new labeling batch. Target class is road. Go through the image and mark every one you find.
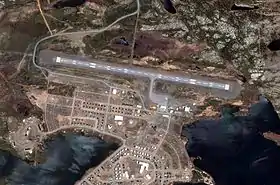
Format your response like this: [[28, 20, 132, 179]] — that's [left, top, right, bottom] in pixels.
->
[[31, 1, 188, 184], [32, 0, 141, 71], [39, 50, 232, 91], [32, 0, 241, 100], [29, 0, 241, 184]]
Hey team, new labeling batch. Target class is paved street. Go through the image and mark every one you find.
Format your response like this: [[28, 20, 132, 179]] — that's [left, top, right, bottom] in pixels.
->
[[41, 82, 191, 185], [27, 0, 243, 183]]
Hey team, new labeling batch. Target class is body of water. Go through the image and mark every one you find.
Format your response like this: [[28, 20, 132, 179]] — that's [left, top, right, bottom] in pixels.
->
[[0, 134, 117, 185], [181, 96, 280, 185]]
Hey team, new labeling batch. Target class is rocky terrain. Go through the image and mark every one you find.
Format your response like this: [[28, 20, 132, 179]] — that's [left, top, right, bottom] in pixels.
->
[[1, 0, 280, 184]]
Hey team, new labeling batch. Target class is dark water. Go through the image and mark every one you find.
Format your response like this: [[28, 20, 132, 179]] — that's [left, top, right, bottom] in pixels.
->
[[180, 96, 280, 185], [267, 39, 280, 51], [163, 0, 177, 14], [51, 0, 86, 8], [0, 134, 117, 185], [2, 96, 280, 185]]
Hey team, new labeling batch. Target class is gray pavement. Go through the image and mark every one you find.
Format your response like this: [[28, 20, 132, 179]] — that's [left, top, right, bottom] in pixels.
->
[[39, 50, 239, 94]]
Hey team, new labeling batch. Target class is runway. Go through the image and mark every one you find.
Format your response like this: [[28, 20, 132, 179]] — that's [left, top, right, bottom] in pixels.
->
[[39, 50, 231, 91]]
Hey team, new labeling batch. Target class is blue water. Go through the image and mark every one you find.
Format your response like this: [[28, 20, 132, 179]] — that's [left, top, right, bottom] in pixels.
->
[[0, 134, 117, 185], [181, 96, 280, 185]]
